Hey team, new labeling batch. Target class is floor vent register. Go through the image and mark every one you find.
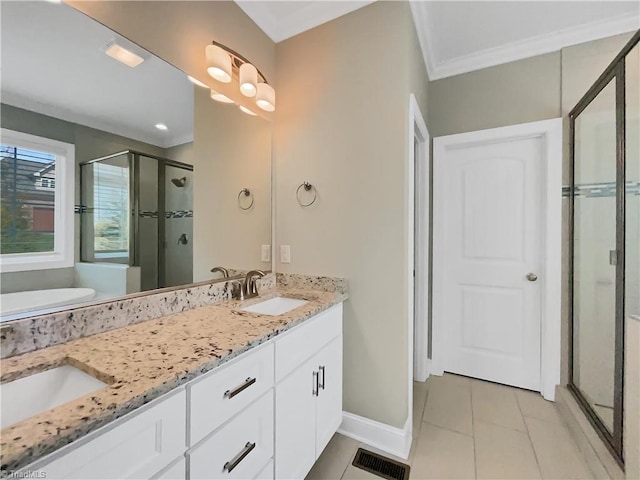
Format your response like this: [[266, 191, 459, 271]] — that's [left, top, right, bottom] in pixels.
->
[[351, 448, 410, 480]]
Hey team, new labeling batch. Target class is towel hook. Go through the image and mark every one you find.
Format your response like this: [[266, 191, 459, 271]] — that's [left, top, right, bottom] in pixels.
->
[[296, 182, 317, 207], [238, 188, 254, 210]]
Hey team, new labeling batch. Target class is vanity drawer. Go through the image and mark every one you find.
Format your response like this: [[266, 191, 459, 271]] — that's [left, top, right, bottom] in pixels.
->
[[188, 343, 274, 445], [30, 390, 186, 479], [275, 303, 342, 382], [188, 391, 274, 480]]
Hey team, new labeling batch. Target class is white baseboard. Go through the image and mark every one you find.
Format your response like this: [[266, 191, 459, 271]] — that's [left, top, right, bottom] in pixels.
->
[[338, 412, 412, 460]]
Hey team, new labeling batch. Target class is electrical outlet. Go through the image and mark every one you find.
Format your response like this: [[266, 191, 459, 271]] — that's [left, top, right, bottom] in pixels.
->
[[261, 244, 271, 262], [280, 245, 291, 264]]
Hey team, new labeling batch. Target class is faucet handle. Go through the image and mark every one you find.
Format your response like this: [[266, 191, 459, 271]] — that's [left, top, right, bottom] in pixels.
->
[[231, 281, 244, 300]]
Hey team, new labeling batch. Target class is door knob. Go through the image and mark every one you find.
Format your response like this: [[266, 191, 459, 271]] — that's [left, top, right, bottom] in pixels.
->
[[526, 273, 538, 282]]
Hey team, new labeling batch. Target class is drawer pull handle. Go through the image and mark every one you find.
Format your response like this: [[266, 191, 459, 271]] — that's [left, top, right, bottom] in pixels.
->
[[224, 377, 256, 399], [319, 365, 326, 390], [223, 441, 256, 473], [313, 371, 319, 397]]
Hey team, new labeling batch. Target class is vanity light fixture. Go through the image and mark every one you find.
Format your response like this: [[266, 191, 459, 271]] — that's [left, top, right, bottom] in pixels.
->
[[188, 76, 209, 88], [155, 123, 168, 131], [206, 45, 232, 83], [256, 83, 276, 112], [239, 106, 257, 116], [210, 89, 234, 104], [239, 63, 258, 97], [103, 39, 145, 68], [204, 41, 276, 112]]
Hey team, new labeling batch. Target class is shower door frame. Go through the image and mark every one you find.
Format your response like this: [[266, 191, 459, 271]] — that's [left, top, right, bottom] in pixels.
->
[[80, 150, 193, 289], [568, 31, 639, 465]]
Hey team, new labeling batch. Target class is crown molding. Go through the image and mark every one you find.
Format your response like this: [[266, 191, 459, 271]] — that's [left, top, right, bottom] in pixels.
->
[[409, 1, 436, 81], [410, 4, 639, 81]]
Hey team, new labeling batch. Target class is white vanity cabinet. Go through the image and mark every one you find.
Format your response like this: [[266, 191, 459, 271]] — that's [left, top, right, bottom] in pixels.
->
[[18, 302, 343, 480], [274, 304, 343, 479], [25, 390, 187, 480]]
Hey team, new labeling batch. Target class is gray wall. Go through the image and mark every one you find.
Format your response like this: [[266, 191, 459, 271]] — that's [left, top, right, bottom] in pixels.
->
[[0, 104, 167, 293], [274, 1, 429, 429], [428, 52, 561, 137]]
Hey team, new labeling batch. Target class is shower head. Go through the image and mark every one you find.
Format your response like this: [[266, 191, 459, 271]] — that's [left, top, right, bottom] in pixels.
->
[[171, 177, 187, 188]]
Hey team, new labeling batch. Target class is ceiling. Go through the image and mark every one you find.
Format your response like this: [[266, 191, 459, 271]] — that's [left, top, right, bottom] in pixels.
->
[[236, 1, 639, 80], [236, 1, 375, 43], [1, 1, 193, 149]]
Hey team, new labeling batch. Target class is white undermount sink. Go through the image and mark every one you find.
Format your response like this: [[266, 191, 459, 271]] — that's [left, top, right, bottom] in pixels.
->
[[241, 296, 308, 316], [0, 365, 107, 429]]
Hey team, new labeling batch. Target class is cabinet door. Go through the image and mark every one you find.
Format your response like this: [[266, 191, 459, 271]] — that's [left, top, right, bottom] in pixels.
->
[[275, 359, 317, 479], [151, 456, 186, 479], [32, 390, 186, 480], [314, 336, 343, 456]]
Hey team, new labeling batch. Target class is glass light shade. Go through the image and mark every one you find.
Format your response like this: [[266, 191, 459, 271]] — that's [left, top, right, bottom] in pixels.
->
[[239, 63, 258, 97], [210, 89, 233, 104], [206, 45, 232, 83], [256, 83, 276, 112], [239, 105, 257, 116], [188, 76, 208, 88]]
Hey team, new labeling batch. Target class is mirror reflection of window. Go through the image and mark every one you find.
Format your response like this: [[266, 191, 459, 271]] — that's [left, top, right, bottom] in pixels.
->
[[0, 144, 56, 254], [93, 162, 129, 260]]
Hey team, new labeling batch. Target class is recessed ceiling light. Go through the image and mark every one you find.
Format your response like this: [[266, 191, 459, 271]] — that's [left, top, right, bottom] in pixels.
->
[[155, 123, 168, 131], [103, 39, 145, 68], [188, 76, 208, 88], [239, 106, 257, 116]]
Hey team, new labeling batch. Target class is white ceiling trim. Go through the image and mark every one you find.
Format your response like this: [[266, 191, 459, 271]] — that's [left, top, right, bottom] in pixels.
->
[[411, 4, 639, 81], [236, 1, 375, 43], [2, 91, 192, 150]]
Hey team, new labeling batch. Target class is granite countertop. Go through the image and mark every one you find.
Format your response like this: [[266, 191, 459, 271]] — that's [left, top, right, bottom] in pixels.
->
[[0, 287, 347, 473]]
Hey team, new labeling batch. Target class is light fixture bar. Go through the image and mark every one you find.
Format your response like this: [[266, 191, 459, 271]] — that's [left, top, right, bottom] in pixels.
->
[[210, 40, 269, 85]]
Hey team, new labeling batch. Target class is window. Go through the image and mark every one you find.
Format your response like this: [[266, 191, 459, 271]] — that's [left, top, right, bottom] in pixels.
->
[[0, 129, 74, 272]]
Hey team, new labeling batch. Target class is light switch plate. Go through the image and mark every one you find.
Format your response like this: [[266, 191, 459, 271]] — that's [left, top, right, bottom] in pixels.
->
[[261, 245, 271, 262], [280, 245, 291, 264]]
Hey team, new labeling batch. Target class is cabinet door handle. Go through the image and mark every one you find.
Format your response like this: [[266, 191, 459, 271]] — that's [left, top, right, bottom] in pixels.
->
[[313, 371, 319, 397], [224, 377, 256, 399], [319, 365, 326, 390], [223, 442, 256, 473]]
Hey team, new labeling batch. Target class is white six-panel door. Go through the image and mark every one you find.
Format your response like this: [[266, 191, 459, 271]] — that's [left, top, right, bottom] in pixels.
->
[[435, 130, 548, 391]]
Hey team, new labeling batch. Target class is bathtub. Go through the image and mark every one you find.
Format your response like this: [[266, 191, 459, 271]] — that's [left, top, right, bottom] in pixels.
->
[[0, 288, 96, 317]]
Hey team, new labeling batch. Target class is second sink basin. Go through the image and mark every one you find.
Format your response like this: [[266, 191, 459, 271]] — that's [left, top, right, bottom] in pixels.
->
[[241, 296, 308, 316], [0, 365, 107, 429]]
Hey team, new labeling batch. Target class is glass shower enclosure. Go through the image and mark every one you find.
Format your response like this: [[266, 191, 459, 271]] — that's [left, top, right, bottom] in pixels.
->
[[80, 150, 193, 291], [569, 32, 639, 463]]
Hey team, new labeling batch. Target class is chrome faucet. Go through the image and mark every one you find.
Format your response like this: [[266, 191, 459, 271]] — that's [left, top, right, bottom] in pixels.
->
[[244, 270, 266, 298], [211, 266, 229, 278]]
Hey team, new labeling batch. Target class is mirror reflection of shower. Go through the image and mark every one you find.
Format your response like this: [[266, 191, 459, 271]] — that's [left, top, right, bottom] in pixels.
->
[[80, 150, 193, 293], [171, 177, 187, 188]]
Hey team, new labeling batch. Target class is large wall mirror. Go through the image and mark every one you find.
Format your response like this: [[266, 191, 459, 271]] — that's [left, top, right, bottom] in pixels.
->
[[0, 1, 272, 321]]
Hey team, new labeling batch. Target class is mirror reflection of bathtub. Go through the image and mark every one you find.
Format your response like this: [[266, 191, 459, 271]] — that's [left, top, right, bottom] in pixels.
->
[[1, 288, 96, 318]]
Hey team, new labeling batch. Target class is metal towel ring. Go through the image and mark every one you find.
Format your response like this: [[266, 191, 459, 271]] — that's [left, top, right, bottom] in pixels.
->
[[296, 182, 317, 207], [238, 188, 254, 210]]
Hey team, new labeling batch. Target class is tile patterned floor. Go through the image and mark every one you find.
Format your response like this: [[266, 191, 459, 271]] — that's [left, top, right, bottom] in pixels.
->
[[306, 374, 595, 480]]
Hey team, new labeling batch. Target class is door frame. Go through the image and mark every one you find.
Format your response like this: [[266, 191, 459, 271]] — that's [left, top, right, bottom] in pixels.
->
[[407, 94, 430, 440], [432, 118, 562, 400]]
